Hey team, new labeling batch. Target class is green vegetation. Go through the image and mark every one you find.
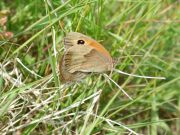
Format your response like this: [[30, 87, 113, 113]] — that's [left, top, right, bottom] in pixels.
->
[[0, 0, 179, 134]]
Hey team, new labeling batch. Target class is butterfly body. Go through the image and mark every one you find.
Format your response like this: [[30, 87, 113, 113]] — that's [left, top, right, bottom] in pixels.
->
[[59, 32, 113, 83]]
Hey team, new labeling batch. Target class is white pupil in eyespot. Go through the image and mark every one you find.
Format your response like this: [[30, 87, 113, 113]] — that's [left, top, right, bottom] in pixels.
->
[[77, 40, 85, 45]]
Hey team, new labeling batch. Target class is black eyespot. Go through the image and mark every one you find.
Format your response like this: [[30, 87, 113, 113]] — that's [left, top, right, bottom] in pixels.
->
[[77, 40, 85, 45]]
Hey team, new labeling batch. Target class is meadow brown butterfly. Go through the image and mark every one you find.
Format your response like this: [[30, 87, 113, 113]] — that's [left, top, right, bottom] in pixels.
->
[[59, 32, 113, 83]]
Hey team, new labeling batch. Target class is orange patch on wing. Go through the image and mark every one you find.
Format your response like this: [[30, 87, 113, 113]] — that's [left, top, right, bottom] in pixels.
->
[[84, 38, 111, 60]]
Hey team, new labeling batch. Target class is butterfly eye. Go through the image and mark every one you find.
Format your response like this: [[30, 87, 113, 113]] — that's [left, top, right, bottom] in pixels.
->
[[77, 40, 85, 45]]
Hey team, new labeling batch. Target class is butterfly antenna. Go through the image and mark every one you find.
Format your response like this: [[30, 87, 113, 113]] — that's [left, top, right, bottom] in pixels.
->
[[113, 68, 165, 80]]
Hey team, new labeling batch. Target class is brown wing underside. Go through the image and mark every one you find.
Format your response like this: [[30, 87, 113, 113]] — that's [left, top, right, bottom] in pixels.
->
[[59, 55, 88, 83], [64, 45, 111, 73], [60, 32, 112, 83]]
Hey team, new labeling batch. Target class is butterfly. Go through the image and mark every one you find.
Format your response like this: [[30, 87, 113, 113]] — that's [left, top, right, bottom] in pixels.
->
[[59, 32, 113, 83]]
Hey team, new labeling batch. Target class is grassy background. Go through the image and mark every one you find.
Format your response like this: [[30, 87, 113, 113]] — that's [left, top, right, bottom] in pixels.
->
[[0, 0, 179, 134]]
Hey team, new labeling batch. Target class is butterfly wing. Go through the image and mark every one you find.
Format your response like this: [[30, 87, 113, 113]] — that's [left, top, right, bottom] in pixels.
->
[[60, 32, 113, 83], [63, 45, 112, 73], [60, 32, 90, 83], [59, 55, 88, 83], [64, 32, 86, 50]]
